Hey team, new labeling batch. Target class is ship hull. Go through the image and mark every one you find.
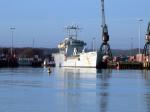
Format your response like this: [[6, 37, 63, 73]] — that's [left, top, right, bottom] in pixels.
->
[[53, 52, 97, 68]]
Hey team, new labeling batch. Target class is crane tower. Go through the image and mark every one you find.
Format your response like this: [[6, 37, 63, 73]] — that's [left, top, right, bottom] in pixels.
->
[[96, 0, 112, 68], [143, 22, 150, 56]]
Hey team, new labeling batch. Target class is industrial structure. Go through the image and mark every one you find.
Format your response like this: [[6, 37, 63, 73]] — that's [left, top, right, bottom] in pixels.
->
[[143, 22, 150, 56], [96, 0, 112, 68]]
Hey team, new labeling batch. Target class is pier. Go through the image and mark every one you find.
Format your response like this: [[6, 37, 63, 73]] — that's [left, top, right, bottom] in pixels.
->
[[143, 62, 150, 69], [107, 61, 143, 70]]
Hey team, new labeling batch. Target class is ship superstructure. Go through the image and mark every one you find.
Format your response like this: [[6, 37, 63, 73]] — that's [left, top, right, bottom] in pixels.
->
[[58, 37, 86, 57]]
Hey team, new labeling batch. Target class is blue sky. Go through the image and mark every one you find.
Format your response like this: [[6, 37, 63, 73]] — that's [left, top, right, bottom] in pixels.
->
[[0, 0, 150, 49]]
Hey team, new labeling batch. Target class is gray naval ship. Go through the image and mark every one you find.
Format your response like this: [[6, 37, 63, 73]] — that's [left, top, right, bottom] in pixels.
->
[[53, 25, 97, 68]]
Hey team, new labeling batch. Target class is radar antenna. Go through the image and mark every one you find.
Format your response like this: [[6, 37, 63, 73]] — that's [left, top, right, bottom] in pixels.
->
[[66, 25, 80, 40]]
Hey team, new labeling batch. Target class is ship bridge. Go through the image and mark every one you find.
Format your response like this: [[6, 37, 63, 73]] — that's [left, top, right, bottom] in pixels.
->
[[58, 37, 86, 56]]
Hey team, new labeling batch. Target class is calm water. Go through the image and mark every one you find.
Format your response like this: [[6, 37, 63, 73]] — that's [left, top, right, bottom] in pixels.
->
[[0, 67, 150, 112]]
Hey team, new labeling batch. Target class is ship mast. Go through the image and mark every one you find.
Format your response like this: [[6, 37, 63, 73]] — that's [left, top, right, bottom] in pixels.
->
[[66, 25, 80, 40]]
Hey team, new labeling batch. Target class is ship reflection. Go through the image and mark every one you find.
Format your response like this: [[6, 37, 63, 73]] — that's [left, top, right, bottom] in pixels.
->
[[96, 69, 112, 112], [62, 68, 81, 112], [61, 67, 97, 112], [56, 67, 112, 112], [57, 67, 112, 75]]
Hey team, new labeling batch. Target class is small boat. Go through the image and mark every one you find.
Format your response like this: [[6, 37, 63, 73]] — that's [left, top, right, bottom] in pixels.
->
[[47, 67, 51, 73]]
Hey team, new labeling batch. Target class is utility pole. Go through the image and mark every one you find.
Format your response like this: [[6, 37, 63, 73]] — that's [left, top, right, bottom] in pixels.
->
[[92, 37, 95, 51], [138, 19, 143, 54], [10, 27, 15, 55], [130, 37, 133, 56], [33, 38, 35, 48]]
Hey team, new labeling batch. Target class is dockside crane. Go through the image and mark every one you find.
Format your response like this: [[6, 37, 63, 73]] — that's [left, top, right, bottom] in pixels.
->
[[96, 0, 112, 68], [143, 22, 150, 56]]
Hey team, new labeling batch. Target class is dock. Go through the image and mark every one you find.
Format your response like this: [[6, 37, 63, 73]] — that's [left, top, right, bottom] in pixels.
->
[[107, 62, 142, 69], [107, 61, 150, 70]]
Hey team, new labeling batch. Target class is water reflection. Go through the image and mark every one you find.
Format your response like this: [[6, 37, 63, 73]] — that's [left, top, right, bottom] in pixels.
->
[[96, 69, 112, 112], [141, 70, 150, 112], [141, 70, 150, 80], [2, 67, 150, 112]]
